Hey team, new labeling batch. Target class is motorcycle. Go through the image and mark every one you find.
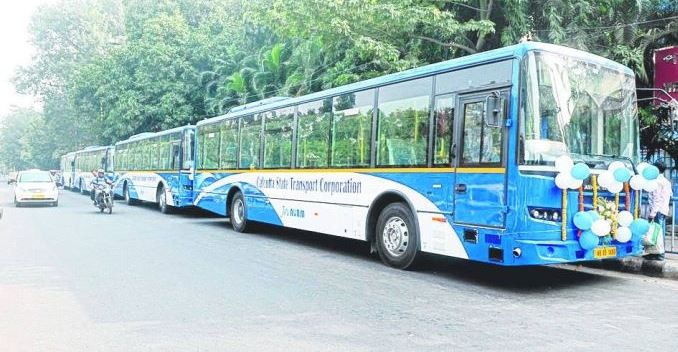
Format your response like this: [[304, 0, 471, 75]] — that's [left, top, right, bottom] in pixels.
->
[[93, 183, 114, 214]]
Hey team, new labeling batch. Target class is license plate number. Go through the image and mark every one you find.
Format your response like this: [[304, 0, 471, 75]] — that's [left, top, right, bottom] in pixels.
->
[[593, 246, 617, 259], [32, 193, 45, 199]]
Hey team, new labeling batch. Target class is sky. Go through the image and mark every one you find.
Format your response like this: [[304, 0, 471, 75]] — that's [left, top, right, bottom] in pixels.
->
[[0, 0, 55, 117]]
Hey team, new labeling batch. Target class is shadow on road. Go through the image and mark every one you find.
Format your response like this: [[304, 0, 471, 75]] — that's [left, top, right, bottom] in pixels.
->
[[115, 200, 222, 218], [201, 221, 619, 293]]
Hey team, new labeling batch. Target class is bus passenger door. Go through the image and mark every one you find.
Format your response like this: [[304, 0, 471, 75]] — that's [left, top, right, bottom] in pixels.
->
[[430, 94, 456, 214], [452, 91, 508, 228], [177, 129, 195, 206]]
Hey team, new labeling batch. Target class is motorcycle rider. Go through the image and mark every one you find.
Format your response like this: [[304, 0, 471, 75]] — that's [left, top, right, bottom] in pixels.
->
[[90, 168, 110, 205]]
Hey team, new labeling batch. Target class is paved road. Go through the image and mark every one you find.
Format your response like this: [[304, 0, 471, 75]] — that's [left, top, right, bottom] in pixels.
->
[[1, 184, 677, 352]]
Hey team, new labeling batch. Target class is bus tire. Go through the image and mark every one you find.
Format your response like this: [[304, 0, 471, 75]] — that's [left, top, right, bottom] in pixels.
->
[[124, 183, 137, 206], [157, 185, 171, 214], [375, 202, 419, 269], [230, 191, 249, 233]]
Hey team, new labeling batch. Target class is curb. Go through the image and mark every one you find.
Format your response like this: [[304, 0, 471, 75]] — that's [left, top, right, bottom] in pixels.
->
[[582, 256, 678, 280]]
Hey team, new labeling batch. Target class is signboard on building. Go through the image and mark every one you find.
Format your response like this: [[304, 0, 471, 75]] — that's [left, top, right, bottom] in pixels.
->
[[654, 46, 678, 104]]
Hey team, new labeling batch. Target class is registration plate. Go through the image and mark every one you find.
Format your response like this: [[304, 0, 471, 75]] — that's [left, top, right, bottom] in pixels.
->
[[32, 193, 46, 199], [593, 246, 617, 259]]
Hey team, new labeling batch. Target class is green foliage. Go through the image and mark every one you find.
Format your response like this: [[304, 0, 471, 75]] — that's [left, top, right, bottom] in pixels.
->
[[0, 108, 56, 170], [2, 0, 676, 170]]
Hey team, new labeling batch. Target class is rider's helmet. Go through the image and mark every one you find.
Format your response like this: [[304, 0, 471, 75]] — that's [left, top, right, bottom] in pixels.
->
[[97, 168, 105, 178]]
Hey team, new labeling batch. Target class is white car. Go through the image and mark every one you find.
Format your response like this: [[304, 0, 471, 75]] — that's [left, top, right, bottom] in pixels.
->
[[13, 170, 59, 207]]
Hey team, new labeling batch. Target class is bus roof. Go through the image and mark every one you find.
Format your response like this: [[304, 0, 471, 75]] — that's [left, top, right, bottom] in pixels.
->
[[197, 42, 633, 127], [75, 145, 112, 154], [115, 125, 194, 146]]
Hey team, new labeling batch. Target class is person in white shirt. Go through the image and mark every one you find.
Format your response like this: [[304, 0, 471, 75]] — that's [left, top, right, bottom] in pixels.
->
[[647, 162, 673, 260]]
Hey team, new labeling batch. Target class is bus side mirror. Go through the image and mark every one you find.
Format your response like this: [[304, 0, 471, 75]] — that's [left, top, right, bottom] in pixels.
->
[[485, 93, 504, 128]]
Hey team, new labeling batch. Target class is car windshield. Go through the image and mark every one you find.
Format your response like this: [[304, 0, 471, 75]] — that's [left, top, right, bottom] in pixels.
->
[[18, 172, 52, 183], [520, 51, 639, 167]]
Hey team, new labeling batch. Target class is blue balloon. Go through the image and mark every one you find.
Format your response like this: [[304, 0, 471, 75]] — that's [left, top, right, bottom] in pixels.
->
[[642, 165, 659, 180], [630, 218, 650, 237], [579, 230, 599, 250], [573, 211, 593, 230], [613, 167, 632, 183], [570, 163, 591, 180], [586, 210, 601, 221]]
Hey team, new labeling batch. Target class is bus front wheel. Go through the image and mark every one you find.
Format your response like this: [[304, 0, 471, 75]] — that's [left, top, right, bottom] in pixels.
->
[[157, 186, 171, 214], [375, 202, 419, 269], [230, 191, 249, 233]]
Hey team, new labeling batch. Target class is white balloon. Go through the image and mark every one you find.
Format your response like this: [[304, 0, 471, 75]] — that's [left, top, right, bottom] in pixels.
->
[[608, 161, 625, 172], [618, 211, 634, 227], [555, 155, 574, 173], [591, 219, 612, 237], [555, 173, 574, 189], [597, 171, 614, 189], [629, 174, 645, 191], [644, 180, 658, 192], [607, 181, 624, 194], [615, 226, 632, 243], [568, 178, 583, 190]]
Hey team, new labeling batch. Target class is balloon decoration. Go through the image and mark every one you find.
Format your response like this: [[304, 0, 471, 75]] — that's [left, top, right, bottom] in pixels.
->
[[596, 162, 630, 194], [617, 211, 633, 228], [554, 156, 589, 190], [629, 162, 660, 192], [579, 230, 599, 250], [615, 226, 632, 243], [551, 155, 655, 252]]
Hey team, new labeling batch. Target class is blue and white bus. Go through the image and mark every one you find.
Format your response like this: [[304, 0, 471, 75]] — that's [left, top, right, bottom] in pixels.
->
[[59, 152, 76, 189], [113, 126, 195, 213], [193, 42, 648, 268], [73, 146, 114, 194]]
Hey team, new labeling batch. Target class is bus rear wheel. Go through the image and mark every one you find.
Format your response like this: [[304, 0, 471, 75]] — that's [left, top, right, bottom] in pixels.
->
[[230, 191, 249, 233], [375, 202, 419, 269], [124, 184, 137, 205]]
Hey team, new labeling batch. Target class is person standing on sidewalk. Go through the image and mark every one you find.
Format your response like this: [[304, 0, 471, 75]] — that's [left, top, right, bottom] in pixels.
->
[[647, 162, 673, 260]]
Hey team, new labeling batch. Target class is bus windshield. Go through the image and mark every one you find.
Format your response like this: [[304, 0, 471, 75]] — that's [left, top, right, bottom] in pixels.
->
[[520, 51, 638, 167]]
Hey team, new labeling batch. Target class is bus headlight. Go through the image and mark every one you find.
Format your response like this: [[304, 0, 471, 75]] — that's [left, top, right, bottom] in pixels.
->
[[528, 207, 562, 222]]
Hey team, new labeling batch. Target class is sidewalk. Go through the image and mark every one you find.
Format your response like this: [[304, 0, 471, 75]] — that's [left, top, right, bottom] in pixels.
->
[[584, 252, 678, 280]]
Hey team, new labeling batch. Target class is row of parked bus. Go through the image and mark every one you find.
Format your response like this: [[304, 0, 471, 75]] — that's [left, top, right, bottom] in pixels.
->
[[60, 42, 647, 268]]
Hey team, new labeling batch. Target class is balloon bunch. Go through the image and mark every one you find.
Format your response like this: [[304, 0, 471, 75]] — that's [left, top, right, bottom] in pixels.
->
[[596, 161, 631, 193], [572, 209, 636, 250], [554, 156, 590, 190], [629, 162, 660, 192]]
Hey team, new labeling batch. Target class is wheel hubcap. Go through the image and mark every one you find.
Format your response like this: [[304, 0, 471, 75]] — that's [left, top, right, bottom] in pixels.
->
[[159, 191, 166, 209], [382, 216, 409, 257], [233, 199, 244, 225]]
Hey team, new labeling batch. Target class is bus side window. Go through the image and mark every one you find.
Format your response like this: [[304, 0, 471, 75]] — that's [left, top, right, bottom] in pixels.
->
[[239, 115, 261, 169], [433, 94, 455, 165], [220, 120, 238, 169], [331, 89, 374, 167], [263, 107, 294, 169], [296, 99, 331, 169], [376, 77, 431, 167], [461, 100, 502, 165]]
